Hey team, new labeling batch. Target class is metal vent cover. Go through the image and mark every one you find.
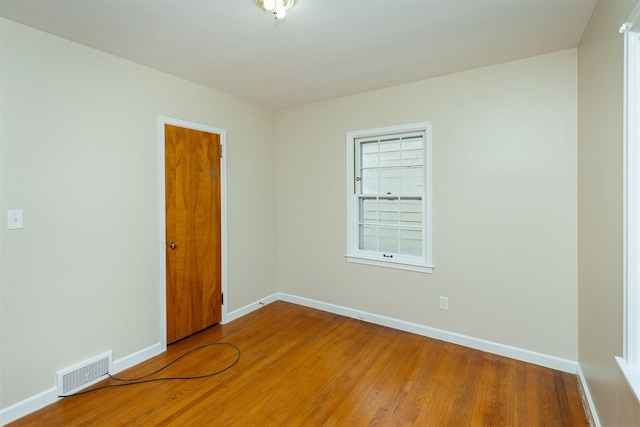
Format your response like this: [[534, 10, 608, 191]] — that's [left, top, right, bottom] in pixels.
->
[[56, 351, 112, 396]]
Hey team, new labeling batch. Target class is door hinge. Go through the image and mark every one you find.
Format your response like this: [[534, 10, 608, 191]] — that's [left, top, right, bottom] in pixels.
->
[[220, 143, 223, 158], [221, 292, 224, 305]]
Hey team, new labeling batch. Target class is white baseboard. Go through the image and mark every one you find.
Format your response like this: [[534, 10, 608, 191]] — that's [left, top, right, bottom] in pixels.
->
[[277, 292, 578, 374], [112, 343, 163, 375], [0, 342, 162, 426], [0, 386, 59, 426], [224, 292, 279, 323], [576, 363, 601, 427]]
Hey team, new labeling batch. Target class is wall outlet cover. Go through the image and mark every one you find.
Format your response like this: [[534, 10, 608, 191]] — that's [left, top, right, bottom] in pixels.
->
[[7, 210, 24, 230]]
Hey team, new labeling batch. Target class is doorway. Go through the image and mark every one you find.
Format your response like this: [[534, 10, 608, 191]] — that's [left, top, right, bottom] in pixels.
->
[[158, 117, 227, 348]]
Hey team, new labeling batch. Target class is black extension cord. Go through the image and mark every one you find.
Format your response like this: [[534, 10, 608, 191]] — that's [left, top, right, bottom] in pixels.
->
[[58, 342, 241, 398]]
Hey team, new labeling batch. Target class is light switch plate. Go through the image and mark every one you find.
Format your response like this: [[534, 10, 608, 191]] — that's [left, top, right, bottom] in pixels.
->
[[7, 210, 24, 230]]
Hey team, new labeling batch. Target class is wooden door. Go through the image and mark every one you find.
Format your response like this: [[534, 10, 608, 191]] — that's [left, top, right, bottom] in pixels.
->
[[165, 124, 221, 344]]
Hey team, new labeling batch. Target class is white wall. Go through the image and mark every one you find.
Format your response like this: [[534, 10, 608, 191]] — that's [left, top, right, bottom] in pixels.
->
[[577, 1, 640, 425], [276, 50, 578, 360], [0, 18, 278, 408]]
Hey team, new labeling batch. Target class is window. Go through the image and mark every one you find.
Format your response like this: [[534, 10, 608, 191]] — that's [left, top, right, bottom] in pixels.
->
[[346, 123, 433, 273], [618, 2, 640, 403]]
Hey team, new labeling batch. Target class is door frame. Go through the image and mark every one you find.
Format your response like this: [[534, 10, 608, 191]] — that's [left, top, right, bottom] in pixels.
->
[[157, 116, 228, 351]]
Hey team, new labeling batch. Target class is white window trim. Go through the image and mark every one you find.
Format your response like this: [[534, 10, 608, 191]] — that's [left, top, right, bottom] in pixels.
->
[[618, 1, 640, 404], [345, 122, 433, 273]]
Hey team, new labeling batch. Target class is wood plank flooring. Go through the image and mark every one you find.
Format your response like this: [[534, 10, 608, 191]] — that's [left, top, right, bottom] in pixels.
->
[[8, 301, 589, 426]]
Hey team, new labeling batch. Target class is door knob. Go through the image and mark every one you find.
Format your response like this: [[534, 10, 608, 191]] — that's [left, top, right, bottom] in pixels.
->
[[169, 240, 178, 250]]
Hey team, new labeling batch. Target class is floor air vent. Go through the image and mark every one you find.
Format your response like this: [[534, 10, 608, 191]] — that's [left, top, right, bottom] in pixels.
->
[[56, 351, 112, 396]]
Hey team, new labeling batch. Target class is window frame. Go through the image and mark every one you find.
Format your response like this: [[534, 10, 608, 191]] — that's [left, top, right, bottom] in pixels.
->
[[345, 122, 433, 273], [617, 1, 640, 404]]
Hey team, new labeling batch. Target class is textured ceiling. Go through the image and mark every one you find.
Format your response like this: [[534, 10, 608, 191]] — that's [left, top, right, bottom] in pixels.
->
[[0, 0, 597, 108]]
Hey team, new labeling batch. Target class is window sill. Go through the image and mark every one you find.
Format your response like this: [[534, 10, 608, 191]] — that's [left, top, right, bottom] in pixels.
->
[[615, 356, 640, 404], [345, 255, 433, 274]]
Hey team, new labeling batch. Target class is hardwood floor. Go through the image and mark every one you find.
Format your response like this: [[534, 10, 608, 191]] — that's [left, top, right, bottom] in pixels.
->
[[9, 301, 588, 426]]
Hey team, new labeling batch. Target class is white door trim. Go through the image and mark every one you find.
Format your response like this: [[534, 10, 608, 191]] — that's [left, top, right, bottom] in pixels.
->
[[157, 116, 228, 351]]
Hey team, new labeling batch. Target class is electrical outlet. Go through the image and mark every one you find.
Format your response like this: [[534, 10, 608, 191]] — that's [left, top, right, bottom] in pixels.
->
[[439, 296, 449, 310], [7, 210, 24, 230]]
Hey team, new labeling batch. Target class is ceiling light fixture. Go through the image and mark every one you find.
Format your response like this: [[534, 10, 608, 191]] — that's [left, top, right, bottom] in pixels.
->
[[256, 0, 295, 20]]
